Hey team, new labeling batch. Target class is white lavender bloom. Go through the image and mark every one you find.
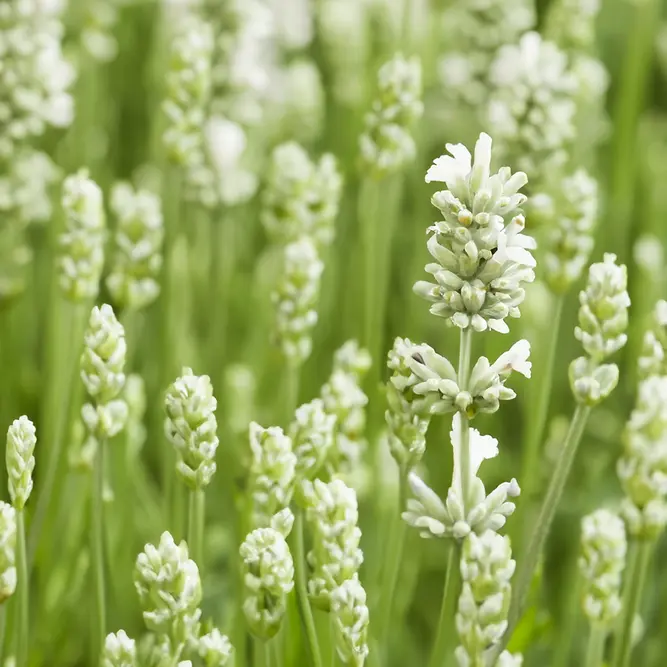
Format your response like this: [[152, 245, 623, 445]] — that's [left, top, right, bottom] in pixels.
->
[[331, 575, 370, 667], [455, 530, 515, 666], [321, 342, 371, 483], [262, 142, 343, 248], [59, 170, 106, 302], [272, 237, 324, 364], [134, 532, 202, 643], [532, 169, 598, 293], [385, 338, 437, 469], [165, 368, 219, 491], [569, 254, 629, 405], [618, 375, 667, 539], [438, 0, 535, 109], [579, 509, 626, 625], [101, 630, 136, 667], [240, 509, 295, 639], [633, 234, 664, 278], [6, 416, 36, 511], [403, 416, 520, 540], [248, 422, 297, 528], [545, 0, 601, 53], [81, 1, 118, 62], [80, 304, 128, 439], [0, 2, 75, 159], [638, 300, 667, 379], [301, 478, 364, 611], [487, 32, 578, 181], [415, 133, 535, 333], [163, 13, 213, 167], [0, 501, 17, 603], [198, 628, 234, 667], [290, 399, 336, 482], [317, 0, 370, 106], [360, 54, 423, 177], [270, 0, 313, 50]]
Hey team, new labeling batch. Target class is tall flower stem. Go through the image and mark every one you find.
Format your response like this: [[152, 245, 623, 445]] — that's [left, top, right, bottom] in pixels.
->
[[428, 541, 458, 667], [496, 403, 591, 657], [611, 539, 653, 667], [187, 489, 205, 567], [91, 438, 107, 660], [520, 294, 565, 508], [584, 626, 606, 667], [15, 509, 28, 667], [292, 509, 323, 667], [458, 328, 473, 509], [377, 465, 408, 650]]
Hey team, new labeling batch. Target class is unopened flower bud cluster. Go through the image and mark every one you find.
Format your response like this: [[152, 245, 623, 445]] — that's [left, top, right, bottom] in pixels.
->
[[80, 304, 128, 441], [164, 368, 219, 491], [359, 53, 424, 177], [0, 501, 16, 603], [569, 254, 629, 406], [6, 416, 36, 511], [638, 300, 667, 379], [106, 182, 164, 312], [578, 508, 626, 624], [290, 399, 336, 483]]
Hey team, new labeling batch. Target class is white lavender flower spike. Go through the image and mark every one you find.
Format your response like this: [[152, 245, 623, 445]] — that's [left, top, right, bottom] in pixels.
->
[[0, 502, 17, 603], [416, 132, 535, 334], [290, 399, 336, 482], [638, 300, 667, 379], [198, 628, 234, 666], [6, 416, 36, 511], [101, 630, 136, 667], [579, 508, 626, 625], [331, 575, 370, 667]]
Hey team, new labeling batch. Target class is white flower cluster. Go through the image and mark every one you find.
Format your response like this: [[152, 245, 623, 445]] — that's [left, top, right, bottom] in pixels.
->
[[0, 501, 16, 603], [6, 415, 36, 511], [638, 300, 667, 379], [272, 237, 324, 365], [198, 628, 234, 667], [101, 630, 136, 667], [415, 133, 535, 334], [618, 375, 667, 539], [164, 368, 219, 491], [455, 530, 518, 667], [569, 254, 630, 405], [487, 32, 578, 183], [545, 0, 601, 54], [248, 422, 296, 528], [320, 341, 372, 485], [438, 0, 535, 109], [80, 304, 128, 440], [578, 508, 627, 624], [330, 575, 370, 667], [531, 168, 598, 293], [301, 478, 364, 611], [107, 182, 164, 312], [240, 509, 295, 639], [290, 399, 336, 483], [262, 142, 342, 249], [359, 53, 424, 177], [59, 170, 107, 302], [163, 12, 213, 167], [134, 532, 202, 647], [403, 416, 520, 540]]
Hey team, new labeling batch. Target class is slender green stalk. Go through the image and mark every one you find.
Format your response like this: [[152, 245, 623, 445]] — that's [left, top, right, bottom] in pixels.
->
[[91, 438, 107, 659], [611, 539, 653, 667], [187, 489, 205, 566], [457, 328, 473, 509], [585, 625, 607, 667], [498, 404, 591, 656], [265, 640, 274, 667], [377, 465, 408, 649], [520, 294, 565, 504], [15, 510, 28, 667], [284, 363, 301, 423], [293, 509, 323, 667], [428, 541, 458, 667], [0, 604, 6, 662]]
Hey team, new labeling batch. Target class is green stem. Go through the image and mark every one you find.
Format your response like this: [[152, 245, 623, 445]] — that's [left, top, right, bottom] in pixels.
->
[[265, 640, 273, 667], [458, 328, 473, 509], [428, 541, 458, 667], [497, 403, 591, 658], [187, 489, 205, 567], [585, 625, 607, 667], [15, 510, 28, 667], [611, 539, 653, 667], [293, 510, 323, 667], [284, 362, 301, 424], [91, 437, 107, 660], [0, 603, 6, 662], [377, 466, 409, 651], [520, 294, 564, 502]]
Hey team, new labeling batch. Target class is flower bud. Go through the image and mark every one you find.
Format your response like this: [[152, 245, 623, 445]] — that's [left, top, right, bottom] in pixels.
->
[[6, 416, 36, 510]]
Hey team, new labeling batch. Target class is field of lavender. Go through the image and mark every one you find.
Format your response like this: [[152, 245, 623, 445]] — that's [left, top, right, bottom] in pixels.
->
[[1, 0, 667, 666]]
